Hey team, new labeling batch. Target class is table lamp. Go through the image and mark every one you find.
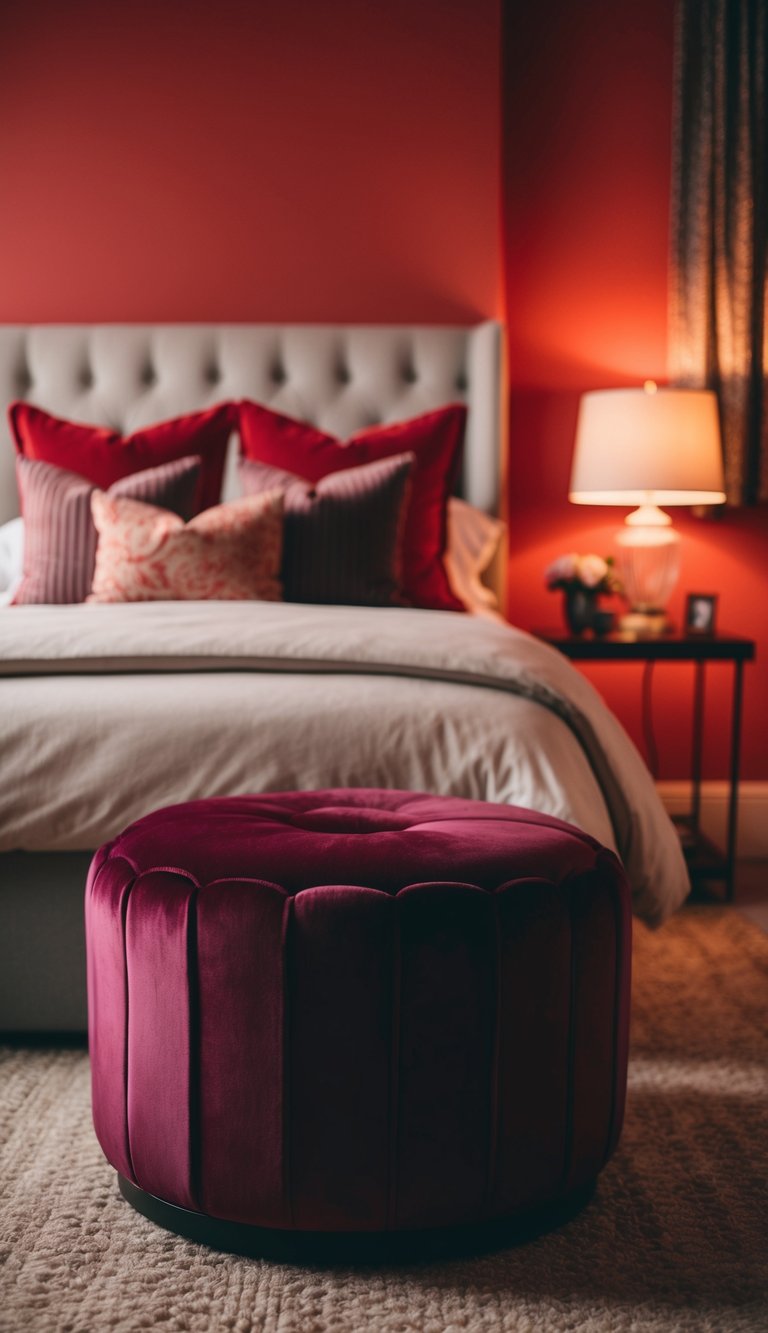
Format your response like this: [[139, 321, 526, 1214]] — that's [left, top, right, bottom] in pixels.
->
[[569, 384, 726, 634]]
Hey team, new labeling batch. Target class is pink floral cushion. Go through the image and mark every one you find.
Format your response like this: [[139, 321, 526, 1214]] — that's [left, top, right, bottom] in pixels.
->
[[88, 490, 284, 603]]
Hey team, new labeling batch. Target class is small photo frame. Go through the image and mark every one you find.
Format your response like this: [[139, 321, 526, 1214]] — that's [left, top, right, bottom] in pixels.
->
[[685, 593, 718, 636]]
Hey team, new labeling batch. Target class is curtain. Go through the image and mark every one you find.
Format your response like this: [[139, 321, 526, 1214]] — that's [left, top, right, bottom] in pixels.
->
[[669, 0, 767, 505]]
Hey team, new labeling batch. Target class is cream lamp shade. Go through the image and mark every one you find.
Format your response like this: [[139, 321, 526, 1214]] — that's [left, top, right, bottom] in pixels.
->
[[568, 385, 725, 634], [569, 387, 726, 507]]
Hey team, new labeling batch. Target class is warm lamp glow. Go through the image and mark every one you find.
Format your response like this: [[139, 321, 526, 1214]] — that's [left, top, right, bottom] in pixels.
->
[[569, 387, 726, 507], [568, 385, 726, 633]]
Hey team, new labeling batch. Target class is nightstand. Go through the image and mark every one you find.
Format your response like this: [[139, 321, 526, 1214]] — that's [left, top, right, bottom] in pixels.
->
[[536, 630, 756, 901]]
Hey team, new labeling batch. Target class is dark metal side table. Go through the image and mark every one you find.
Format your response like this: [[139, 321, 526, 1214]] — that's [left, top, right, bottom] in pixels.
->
[[535, 630, 756, 901]]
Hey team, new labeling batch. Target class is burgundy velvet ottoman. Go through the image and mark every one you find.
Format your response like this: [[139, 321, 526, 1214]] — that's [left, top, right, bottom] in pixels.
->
[[86, 788, 631, 1260]]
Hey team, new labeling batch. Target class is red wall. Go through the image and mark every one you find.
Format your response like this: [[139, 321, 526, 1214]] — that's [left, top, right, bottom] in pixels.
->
[[502, 0, 767, 780], [0, 0, 500, 323]]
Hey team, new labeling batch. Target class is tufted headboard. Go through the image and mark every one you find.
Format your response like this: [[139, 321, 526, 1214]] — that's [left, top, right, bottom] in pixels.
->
[[0, 321, 503, 519]]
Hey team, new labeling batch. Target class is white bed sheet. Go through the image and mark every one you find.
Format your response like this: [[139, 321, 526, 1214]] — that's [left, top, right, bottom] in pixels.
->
[[0, 601, 689, 924]]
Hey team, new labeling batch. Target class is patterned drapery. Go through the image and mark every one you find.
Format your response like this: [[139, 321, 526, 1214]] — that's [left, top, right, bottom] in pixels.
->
[[669, 0, 767, 505]]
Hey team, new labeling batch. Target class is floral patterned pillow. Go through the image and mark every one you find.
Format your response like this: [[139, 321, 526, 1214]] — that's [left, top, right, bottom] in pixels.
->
[[88, 489, 284, 603]]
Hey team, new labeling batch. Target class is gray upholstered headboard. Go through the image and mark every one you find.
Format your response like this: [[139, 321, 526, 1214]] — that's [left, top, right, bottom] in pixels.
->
[[0, 322, 503, 526]]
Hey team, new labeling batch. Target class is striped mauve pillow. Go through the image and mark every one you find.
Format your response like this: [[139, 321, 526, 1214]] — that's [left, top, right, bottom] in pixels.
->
[[239, 452, 414, 605], [13, 454, 201, 604]]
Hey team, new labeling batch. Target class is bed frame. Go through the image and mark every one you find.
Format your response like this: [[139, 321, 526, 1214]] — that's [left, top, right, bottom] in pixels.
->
[[0, 321, 505, 1031]]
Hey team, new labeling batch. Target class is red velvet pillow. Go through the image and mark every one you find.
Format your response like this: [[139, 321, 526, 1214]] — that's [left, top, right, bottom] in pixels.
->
[[9, 401, 235, 512], [237, 402, 466, 611]]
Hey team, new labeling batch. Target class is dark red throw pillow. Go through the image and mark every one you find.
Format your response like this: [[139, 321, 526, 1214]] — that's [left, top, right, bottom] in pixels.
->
[[237, 402, 466, 611], [239, 453, 414, 606], [9, 401, 235, 512]]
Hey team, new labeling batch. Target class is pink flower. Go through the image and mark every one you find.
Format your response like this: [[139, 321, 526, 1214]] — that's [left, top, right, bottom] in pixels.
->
[[545, 550, 619, 595], [545, 552, 579, 587], [576, 554, 608, 588]]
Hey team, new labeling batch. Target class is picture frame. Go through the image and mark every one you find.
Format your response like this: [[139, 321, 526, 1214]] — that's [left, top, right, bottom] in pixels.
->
[[685, 592, 718, 636]]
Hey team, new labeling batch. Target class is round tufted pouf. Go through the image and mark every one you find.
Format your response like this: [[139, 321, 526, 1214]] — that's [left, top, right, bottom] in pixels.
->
[[86, 788, 631, 1260]]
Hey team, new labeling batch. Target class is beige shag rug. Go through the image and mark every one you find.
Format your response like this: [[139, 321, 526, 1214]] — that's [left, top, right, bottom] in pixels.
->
[[1, 907, 767, 1333]]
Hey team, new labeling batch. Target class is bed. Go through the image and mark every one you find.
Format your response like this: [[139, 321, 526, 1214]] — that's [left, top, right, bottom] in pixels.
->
[[0, 321, 688, 1032]]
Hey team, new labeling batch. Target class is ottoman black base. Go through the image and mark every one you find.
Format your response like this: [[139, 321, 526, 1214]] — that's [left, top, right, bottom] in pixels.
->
[[118, 1173, 596, 1265]]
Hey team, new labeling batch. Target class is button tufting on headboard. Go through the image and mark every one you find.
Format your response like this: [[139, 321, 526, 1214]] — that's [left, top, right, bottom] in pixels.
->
[[0, 322, 502, 526], [15, 366, 32, 395]]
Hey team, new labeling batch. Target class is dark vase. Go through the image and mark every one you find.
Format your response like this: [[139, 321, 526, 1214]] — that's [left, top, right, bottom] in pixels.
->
[[563, 586, 598, 634]]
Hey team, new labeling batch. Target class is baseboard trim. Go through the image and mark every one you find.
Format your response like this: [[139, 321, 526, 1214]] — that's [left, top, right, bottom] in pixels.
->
[[657, 781, 768, 860]]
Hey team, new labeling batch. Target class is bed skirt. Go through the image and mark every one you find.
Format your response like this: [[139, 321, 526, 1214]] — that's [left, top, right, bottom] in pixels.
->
[[0, 851, 91, 1032]]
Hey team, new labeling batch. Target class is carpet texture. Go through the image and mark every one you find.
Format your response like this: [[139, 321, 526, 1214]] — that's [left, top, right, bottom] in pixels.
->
[[1, 907, 766, 1333]]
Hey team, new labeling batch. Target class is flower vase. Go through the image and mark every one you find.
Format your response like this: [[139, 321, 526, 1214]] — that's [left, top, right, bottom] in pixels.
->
[[564, 587, 598, 634]]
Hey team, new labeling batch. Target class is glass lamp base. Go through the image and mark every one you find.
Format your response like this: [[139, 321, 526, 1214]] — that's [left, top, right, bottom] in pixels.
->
[[615, 513, 681, 625]]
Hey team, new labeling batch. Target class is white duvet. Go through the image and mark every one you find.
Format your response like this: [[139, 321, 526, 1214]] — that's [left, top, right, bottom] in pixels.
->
[[0, 601, 689, 924]]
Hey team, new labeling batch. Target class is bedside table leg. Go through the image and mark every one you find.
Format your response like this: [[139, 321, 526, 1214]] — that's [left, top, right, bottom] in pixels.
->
[[725, 660, 745, 902], [690, 661, 706, 832]]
